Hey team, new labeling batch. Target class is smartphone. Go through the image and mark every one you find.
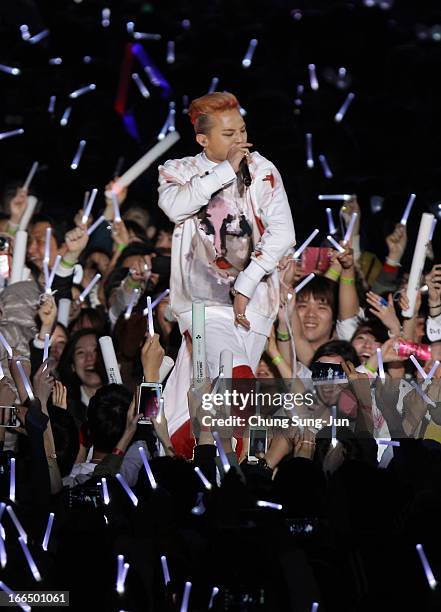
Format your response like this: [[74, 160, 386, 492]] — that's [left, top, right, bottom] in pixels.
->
[[310, 362, 347, 384], [0, 406, 17, 427], [136, 383, 162, 424], [248, 427, 268, 462], [301, 247, 333, 275]]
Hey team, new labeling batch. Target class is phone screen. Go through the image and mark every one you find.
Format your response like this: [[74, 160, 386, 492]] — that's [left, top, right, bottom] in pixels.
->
[[248, 427, 268, 461], [0, 406, 17, 427], [137, 383, 162, 423]]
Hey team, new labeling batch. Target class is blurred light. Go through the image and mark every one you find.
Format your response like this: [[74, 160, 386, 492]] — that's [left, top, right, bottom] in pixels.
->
[[182, 19, 191, 29], [291, 9, 302, 20]]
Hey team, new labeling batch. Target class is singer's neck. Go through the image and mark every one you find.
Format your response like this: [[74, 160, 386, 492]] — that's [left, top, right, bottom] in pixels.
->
[[203, 149, 224, 165]]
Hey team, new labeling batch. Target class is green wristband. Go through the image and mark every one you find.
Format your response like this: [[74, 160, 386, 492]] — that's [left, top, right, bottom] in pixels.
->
[[271, 354, 283, 366], [326, 267, 340, 281], [60, 257, 76, 269], [341, 276, 355, 285], [364, 362, 377, 374], [276, 330, 290, 341], [116, 243, 127, 253]]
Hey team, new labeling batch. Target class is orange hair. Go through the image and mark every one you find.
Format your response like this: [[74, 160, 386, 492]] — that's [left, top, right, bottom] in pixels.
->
[[188, 92, 240, 134]]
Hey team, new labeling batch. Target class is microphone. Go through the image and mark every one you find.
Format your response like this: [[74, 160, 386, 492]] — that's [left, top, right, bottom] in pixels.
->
[[239, 156, 252, 187]]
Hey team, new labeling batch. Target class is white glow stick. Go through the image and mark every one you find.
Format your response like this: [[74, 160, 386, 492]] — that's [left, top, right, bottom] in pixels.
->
[[117, 562, 130, 595], [0, 129, 24, 140], [138, 446, 157, 489], [116, 473, 138, 506], [124, 288, 140, 320], [20, 24, 31, 40], [111, 132, 180, 193], [416, 544, 437, 590], [146, 296, 154, 337], [311, 604, 319, 612], [132, 73, 150, 98], [295, 273, 315, 294], [376, 347, 385, 380], [403, 213, 434, 317], [167, 40, 175, 64], [0, 503, 5, 521], [87, 215, 107, 236], [0, 536, 6, 569], [410, 380, 435, 407], [60, 106, 72, 126], [0, 362, 4, 381], [42, 512, 54, 551], [256, 500, 283, 510], [208, 76, 219, 93], [19, 537, 41, 581], [0, 582, 31, 612], [409, 355, 428, 380], [48, 57, 62, 65], [126, 21, 135, 34], [331, 405, 337, 447], [194, 466, 212, 490], [158, 106, 175, 140], [208, 587, 219, 609], [334, 92, 355, 123], [6, 506, 27, 542], [429, 218, 437, 241], [159, 356, 174, 383], [23, 162, 39, 190], [318, 194, 352, 201], [160, 555, 171, 585], [70, 140, 86, 170], [192, 301, 207, 385], [142, 289, 170, 314], [16, 360, 34, 401], [326, 208, 337, 234], [116, 555, 124, 592], [48, 95, 56, 113], [305, 133, 314, 168], [242, 39, 258, 68], [212, 431, 230, 473], [343, 212, 358, 245], [377, 439, 400, 447], [44, 227, 51, 266], [101, 477, 110, 505], [9, 457, 15, 502], [111, 192, 121, 222], [57, 298, 71, 327], [0, 332, 12, 358], [327, 235, 345, 253], [0, 64, 20, 76], [10, 230, 27, 284], [28, 29, 49, 45], [133, 32, 161, 40], [308, 64, 319, 90], [101, 8, 110, 27], [47, 255, 61, 292], [82, 188, 98, 224], [69, 83, 96, 99], [180, 581, 192, 612], [42, 333, 50, 363], [427, 360, 440, 381], [78, 273, 101, 302], [18, 196, 37, 231], [99, 336, 123, 384], [294, 228, 319, 258], [400, 193, 416, 226]]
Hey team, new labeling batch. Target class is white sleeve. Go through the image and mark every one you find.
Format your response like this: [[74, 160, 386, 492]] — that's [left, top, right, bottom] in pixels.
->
[[336, 307, 364, 341], [234, 166, 296, 299], [427, 314, 441, 342], [158, 159, 236, 224]]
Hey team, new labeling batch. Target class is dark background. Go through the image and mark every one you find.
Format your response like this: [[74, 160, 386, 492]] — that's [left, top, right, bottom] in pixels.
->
[[1, 0, 441, 266]]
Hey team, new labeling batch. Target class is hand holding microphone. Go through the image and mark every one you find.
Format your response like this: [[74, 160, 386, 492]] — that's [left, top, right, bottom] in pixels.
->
[[226, 142, 253, 173]]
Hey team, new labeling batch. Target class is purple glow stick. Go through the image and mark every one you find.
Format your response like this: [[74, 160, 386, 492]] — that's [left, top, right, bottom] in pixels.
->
[[70, 140, 86, 170], [294, 228, 319, 258], [42, 512, 54, 551], [327, 235, 345, 253], [0, 129, 24, 141], [429, 218, 437, 241], [319, 154, 333, 178], [44, 227, 51, 266], [311, 604, 319, 612], [318, 194, 352, 201], [101, 8, 110, 27], [20, 24, 30, 40], [0, 64, 20, 76], [23, 161, 39, 190], [295, 273, 315, 294], [180, 581, 192, 612], [326, 208, 337, 234], [19, 537, 41, 581], [101, 477, 110, 505], [82, 188, 98, 224], [48, 95, 56, 113], [242, 39, 258, 68], [161, 555, 171, 585], [9, 457, 15, 502], [334, 92, 355, 123], [377, 439, 400, 447], [132, 73, 150, 98], [212, 431, 230, 473], [208, 587, 219, 609], [16, 361, 34, 401], [0, 535, 6, 569], [194, 466, 212, 490], [208, 77, 219, 93], [48, 57, 62, 65], [47, 255, 61, 292], [256, 500, 283, 510], [146, 297, 154, 337], [0, 582, 30, 612], [343, 212, 358, 245], [111, 192, 121, 222], [87, 215, 106, 236], [166, 41, 175, 64], [308, 64, 319, 90], [376, 348, 385, 381], [60, 106, 72, 126], [115, 473, 138, 506], [78, 273, 101, 302], [0, 332, 12, 358], [305, 133, 314, 168], [138, 446, 157, 489], [124, 288, 140, 320], [69, 83, 96, 99], [416, 544, 437, 590], [28, 29, 49, 45], [409, 355, 428, 380], [331, 405, 337, 448], [143, 288, 170, 314], [400, 193, 416, 226], [133, 32, 161, 41], [427, 360, 440, 381]]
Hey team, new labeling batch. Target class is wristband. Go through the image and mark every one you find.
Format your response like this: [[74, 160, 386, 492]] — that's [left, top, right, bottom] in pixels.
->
[[326, 267, 341, 281], [112, 447, 124, 456], [116, 243, 127, 253], [364, 362, 377, 374], [7, 223, 18, 236], [271, 354, 283, 366], [385, 257, 402, 267], [60, 257, 76, 269], [276, 330, 290, 341], [340, 276, 355, 285]]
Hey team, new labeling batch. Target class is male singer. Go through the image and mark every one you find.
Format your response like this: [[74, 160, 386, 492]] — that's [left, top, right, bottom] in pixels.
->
[[158, 92, 295, 455]]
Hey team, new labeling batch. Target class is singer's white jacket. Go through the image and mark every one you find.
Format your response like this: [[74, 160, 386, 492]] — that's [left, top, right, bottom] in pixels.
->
[[158, 151, 295, 335]]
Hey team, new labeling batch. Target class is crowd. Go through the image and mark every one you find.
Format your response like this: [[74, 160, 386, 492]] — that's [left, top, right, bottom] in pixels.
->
[[0, 167, 441, 611]]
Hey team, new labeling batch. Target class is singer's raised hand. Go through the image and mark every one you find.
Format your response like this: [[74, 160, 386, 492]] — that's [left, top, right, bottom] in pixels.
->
[[227, 142, 253, 172]]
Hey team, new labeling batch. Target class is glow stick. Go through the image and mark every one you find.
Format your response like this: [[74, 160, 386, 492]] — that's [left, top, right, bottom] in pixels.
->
[[180, 581, 192, 612], [166, 41, 175, 64], [376, 347, 385, 381], [60, 106, 72, 126], [192, 301, 206, 385], [409, 355, 428, 380], [294, 228, 319, 258], [47, 255, 61, 292], [160, 555, 171, 585], [410, 380, 435, 407], [334, 92, 355, 123], [429, 218, 437, 241], [182, 94, 189, 113], [78, 273, 101, 302], [331, 405, 337, 447], [343, 212, 358, 245], [0, 332, 12, 358], [0, 362, 4, 380], [327, 235, 345, 253], [318, 194, 352, 201], [212, 431, 230, 473], [111, 192, 121, 222], [44, 227, 51, 266], [9, 457, 15, 502], [28, 29, 49, 45], [0, 503, 5, 521], [308, 64, 319, 90], [256, 500, 283, 510], [311, 604, 319, 612], [117, 561, 130, 595], [42, 512, 54, 551], [48, 95, 56, 113], [124, 288, 140, 320], [101, 8, 110, 27], [416, 544, 437, 590], [82, 188, 98, 224], [115, 473, 138, 506], [326, 208, 337, 234], [16, 360, 34, 401], [57, 298, 71, 327], [377, 439, 400, 447], [0, 128, 24, 140], [400, 193, 416, 226], [18, 195, 37, 231], [0, 64, 20, 76], [132, 73, 150, 98], [146, 296, 154, 336], [158, 356, 174, 383], [138, 446, 157, 489], [126, 21, 135, 34], [101, 477, 110, 505], [402, 213, 434, 318], [23, 161, 39, 190], [0, 535, 6, 569], [133, 32, 161, 40], [158, 105, 175, 140], [208, 587, 219, 609], [427, 360, 440, 381], [305, 133, 314, 168], [87, 215, 106, 236], [242, 39, 258, 68], [142, 289, 170, 314], [99, 336, 123, 384], [20, 25, 31, 40], [295, 273, 315, 294], [48, 57, 62, 65], [69, 83, 96, 99], [208, 77, 219, 93], [10, 229, 28, 284], [19, 536, 42, 581], [194, 466, 212, 490], [167, 102, 176, 132], [0, 582, 31, 612], [117, 555, 124, 593], [70, 140, 86, 170]]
